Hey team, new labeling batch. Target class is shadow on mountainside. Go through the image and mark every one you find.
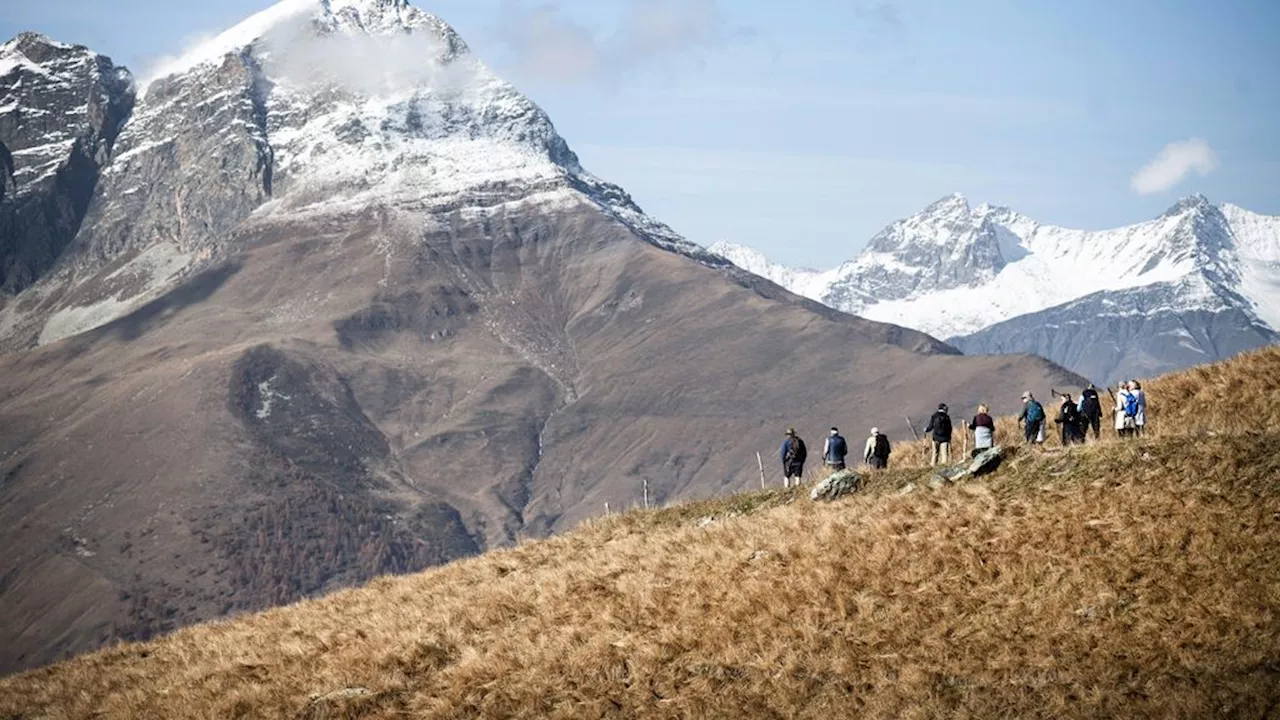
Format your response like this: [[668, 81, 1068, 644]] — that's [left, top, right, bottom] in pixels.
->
[[96, 262, 242, 343]]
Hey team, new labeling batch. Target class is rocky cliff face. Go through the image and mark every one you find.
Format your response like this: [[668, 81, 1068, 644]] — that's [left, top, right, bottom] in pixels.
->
[[0, 33, 134, 295]]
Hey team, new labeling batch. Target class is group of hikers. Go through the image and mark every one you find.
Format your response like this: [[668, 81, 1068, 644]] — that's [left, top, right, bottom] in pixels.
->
[[1017, 380, 1148, 446], [778, 381, 1149, 484]]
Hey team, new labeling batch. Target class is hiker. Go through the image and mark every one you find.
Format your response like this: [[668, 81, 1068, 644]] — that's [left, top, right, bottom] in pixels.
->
[[779, 428, 807, 488], [970, 404, 995, 456], [822, 427, 848, 471], [864, 427, 891, 470], [1078, 384, 1103, 440], [1114, 383, 1135, 438], [924, 403, 953, 465], [1129, 380, 1148, 437], [1056, 393, 1086, 445], [1017, 391, 1045, 444]]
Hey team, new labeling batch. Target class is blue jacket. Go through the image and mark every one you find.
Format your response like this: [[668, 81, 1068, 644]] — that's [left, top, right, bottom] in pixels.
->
[[780, 437, 807, 466]]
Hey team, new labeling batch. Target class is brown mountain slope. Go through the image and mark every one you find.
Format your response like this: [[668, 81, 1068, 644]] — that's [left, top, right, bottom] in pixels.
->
[[1, 350, 1276, 718], [0, 196, 1083, 673]]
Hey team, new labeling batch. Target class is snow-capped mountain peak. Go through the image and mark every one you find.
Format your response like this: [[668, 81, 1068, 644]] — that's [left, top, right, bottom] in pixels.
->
[[1, 1, 714, 347], [143, 0, 462, 87], [921, 191, 970, 215], [1160, 192, 1212, 218]]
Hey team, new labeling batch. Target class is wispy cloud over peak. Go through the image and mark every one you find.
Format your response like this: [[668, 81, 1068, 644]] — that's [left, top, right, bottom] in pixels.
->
[[1131, 139, 1219, 195]]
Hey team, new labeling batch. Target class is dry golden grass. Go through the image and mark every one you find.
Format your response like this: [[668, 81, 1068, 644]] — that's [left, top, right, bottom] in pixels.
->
[[1143, 345, 1280, 437], [3, 348, 1280, 719]]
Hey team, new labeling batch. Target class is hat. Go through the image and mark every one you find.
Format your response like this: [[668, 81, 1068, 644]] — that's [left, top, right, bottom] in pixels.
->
[[938, 403, 948, 411], [1021, 391, 1031, 400], [785, 427, 795, 436], [830, 427, 839, 434], [870, 427, 879, 435]]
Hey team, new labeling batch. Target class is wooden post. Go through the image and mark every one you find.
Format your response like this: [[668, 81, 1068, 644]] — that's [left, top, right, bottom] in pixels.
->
[[605, 502, 610, 516], [962, 420, 969, 458], [756, 451, 766, 490], [643, 479, 649, 510]]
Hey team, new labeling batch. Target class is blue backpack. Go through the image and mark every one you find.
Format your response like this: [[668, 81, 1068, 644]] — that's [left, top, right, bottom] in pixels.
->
[[1025, 400, 1044, 424], [1125, 393, 1139, 418]]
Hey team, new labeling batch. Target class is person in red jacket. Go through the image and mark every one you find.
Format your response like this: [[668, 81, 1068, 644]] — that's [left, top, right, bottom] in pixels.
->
[[970, 404, 995, 457]]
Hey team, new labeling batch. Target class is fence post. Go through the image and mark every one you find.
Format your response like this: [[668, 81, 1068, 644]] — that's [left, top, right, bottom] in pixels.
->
[[756, 451, 766, 489], [643, 479, 649, 510]]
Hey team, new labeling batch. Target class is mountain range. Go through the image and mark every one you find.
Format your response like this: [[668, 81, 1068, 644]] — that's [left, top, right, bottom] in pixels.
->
[[711, 194, 1280, 383], [0, 0, 1084, 673]]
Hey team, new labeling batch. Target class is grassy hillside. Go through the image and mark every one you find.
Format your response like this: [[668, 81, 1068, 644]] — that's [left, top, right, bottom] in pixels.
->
[[2, 348, 1279, 719]]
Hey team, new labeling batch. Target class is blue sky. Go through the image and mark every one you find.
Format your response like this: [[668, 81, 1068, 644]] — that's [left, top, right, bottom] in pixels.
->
[[4, 0, 1278, 267]]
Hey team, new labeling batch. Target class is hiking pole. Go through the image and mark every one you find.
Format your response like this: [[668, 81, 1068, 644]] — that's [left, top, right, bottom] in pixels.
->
[[756, 451, 766, 490], [904, 416, 920, 441], [905, 415, 924, 465]]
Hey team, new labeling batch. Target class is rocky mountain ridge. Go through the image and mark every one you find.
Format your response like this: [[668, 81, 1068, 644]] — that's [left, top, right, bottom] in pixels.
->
[[0, 32, 134, 295]]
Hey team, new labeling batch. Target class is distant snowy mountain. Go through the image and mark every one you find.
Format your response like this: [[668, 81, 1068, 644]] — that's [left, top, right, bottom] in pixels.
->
[[710, 194, 1280, 382], [706, 241, 823, 297]]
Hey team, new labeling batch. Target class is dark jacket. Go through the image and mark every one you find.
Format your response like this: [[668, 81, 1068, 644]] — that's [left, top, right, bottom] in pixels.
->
[[1056, 399, 1084, 442], [1079, 388, 1102, 420], [824, 434, 848, 464], [925, 410, 953, 443], [970, 412, 995, 431], [870, 433, 891, 461], [780, 436, 807, 467]]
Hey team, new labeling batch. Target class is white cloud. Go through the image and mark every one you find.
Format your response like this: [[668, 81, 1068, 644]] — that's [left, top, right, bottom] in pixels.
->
[[258, 16, 477, 96], [1130, 138, 1219, 195]]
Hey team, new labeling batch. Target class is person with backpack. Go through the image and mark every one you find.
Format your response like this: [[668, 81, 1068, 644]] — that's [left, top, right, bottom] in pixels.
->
[[1056, 393, 1086, 445], [779, 428, 807, 488], [924, 403, 953, 465], [970, 404, 995, 456], [1077, 384, 1103, 440], [1018, 391, 1045, 445], [864, 427, 891, 470], [1111, 384, 1131, 435], [822, 427, 848, 471], [1129, 380, 1147, 437]]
